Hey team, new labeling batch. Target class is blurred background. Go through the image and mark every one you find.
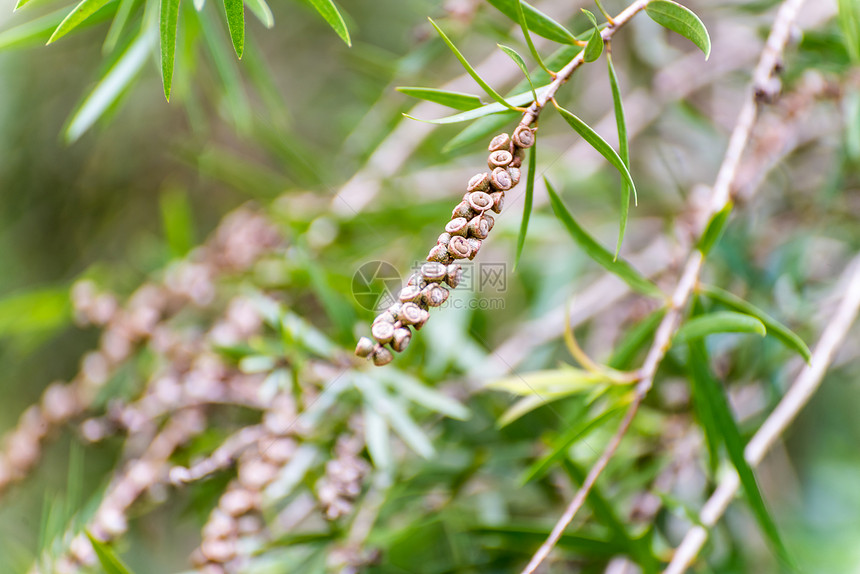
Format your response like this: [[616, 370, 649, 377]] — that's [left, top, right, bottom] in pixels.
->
[[1, 0, 860, 572]]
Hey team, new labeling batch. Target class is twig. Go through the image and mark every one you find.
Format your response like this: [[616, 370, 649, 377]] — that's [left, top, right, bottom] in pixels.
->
[[519, 0, 808, 571], [663, 255, 860, 574]]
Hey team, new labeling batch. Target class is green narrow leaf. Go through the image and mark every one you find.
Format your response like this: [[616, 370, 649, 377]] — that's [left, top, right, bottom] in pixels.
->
[[514, 0, 552, 76], [65, 30, 155, 143], [85, 532, 134, 574], [223, 0, 244, 58], [676, 311, 766, 342], [160, 0, 180, 100], [699, 284, 812, 362], [545, 178, 661, 298], [377, 370, 471, 420], [697, 202, 733, 255], [839, 0, 860, 63], [552, 101, 637, 203], [197, 8, 252, 130], [486, 368, 611, 397], [363, 401, 392, 470], [686, 326, 721, 474], [396, 87, 483, 111], [159, 186, 195, 258], [520, 406, 623, 484], [498, 44, 536, 100], [686, 334, 796, 569], [514, 143, 537, 269], [444, 111, 520, 152], [485, 0, 578, 44], [428, 18, 520, 111], [608, 308, 665, 370], [245, 0, 273, 28], [306, 0, 351, 46], [607, 51, 632, 260], [582, 9, 604, 63], [645, 0, 711, 59], [103, 0, 138, 53], [0, 9, 68, 51], [47, 0, 113, 44], [405, 86, 547, 124]]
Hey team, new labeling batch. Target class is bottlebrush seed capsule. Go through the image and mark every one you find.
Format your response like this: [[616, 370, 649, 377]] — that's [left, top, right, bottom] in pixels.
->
[[437, 232, 451, 246], [373, 311, 395, 325], [372, 346, 394, 366], [513, 125, 536, 148], [468, 191, 494, 212], [490, 167, 512, 190], [399, 302, 424, 325], [445, 217, 469, 236], [488, 133, 512, 153], [452, 201, 473, 219], [391, 328, 412, 352], [466, 238, 482, 260], [468, 215, 491, 239], [510, 148, 524, 168], [421, 262, 447, 282], [488, 150, 513, 169], [371, 321, 394, 344], [422, 284, 449, 307], [445, 264, 462, 288], [508, 167, 521, 186], [490, 191, 505, 214], [398, 285, 423, 303], [447, 236, 472, 259], [412, 307, 430, 330], [467, 172, 491, 192], [355, 337, 375, 358], [427, 244, 451, 263]]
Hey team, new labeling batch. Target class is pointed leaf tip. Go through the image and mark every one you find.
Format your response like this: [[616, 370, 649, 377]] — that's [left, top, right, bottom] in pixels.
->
[[645, 0, 711, 59]]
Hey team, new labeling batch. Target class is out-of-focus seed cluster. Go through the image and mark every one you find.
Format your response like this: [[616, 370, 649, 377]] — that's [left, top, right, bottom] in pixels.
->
[[315, 423, 370, 521], [355, 126, 535, 365], [0, 208, 280, 496]]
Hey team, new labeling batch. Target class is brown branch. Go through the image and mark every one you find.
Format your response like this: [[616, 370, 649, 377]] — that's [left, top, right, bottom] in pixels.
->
[[664, 255, 860, 573], [519, 0, 810, 571]]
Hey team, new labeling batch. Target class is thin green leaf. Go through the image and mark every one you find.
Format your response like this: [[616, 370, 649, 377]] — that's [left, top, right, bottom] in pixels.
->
[[103, 0, 138, 53], [487, 367, 611, 397], [65, 30, 155, 143], [582, 9, 604, 63], [405, 85, 547, 124], [159, 186, 195, 258], [545, 178, 661, 298], [676, 311, 766, 342], [645, 0, 711, 59], [474, 524, 625, 556], [697, 202, 733, 255], [607, 51, 632, 260], [197, 8, 252, 130], [498, 395, 559, 427], [428, 18, 520, 111], [85, 532, 134, 574], [223, 0, 244, 58], [485, 0, 578, 45], [608, 308, 665, 370], [245, 0, 273, 28], [498, 44, 536, 100], [552, 101, 637, 204], [514, 0, 552, 76], [699, 284, 812, 362], [520, 406, 623, 484], [396, 87, 483, 111], [48, 0, 113, 44], [686, 324, 721, 474], [686, 336, 796, 569], [514, 143, 537, 269], [306, 0, 351, 46], [363, 401, 392, 470], [0, 9, 68, 51], [839, 0, 860, 63], [160, 0, 180, 100], [377, 369, 471, 421]]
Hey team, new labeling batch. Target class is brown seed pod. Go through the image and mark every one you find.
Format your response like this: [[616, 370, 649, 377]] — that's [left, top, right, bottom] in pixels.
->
[[405, 273, 425, 288], [445, 264, 463, 288], [373, 311, 396, 325], [355, 337, 375, 358], [445, 217, 469, 236], [488, 133, 512, 153], [508, 166, 521, 186], [512, 125, 536, 148], [399, 302, 424, 325], [372, 346, 394, 366], [399, 285, 423, 303], [427, 244, 451, 263], [371, 321, 395, 344], [467, 172, 491, 193], [437, 232, 451, 246], [387, 302, 403, 319], [447, 235, 472, 259], [391, 328, 412, 352], [412, 307, 430, 330], [490, 191, 505, 214], [510, 147, 524, 168], [468, 214, 492, 240], [421, 262, 447, 283], [468, 191, 494, 212], [490, 167, 513, 191], [422, 284, 449, 307], [466, 238, 482, 260], [452, 201, 474, 220], [488, 150, 513, 169]]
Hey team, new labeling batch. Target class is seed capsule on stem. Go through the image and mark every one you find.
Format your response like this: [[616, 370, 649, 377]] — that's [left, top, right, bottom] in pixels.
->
[[445, 217, 469, 236], [399, 302, 425, 326], [490, 191, 505, 214], [512, 125, 536, 148], [421, 262, 447, 283], [447, 236, 472, 259], [468, 191, 494, 212], [488, 150, 513, 169], [488, 133, 512, 153], [490, 167, 512, 191], [355, 337, 375, 358], [371, 321, 394, 344], [437, 232, 451, 246], [467, 172, 491, 192], [398, 285, 423, 303], [466, 238, 482, 260], [372, 346, 394, 366], [468, 214, 492, 239], [427, 244, 451, 263], [422, 284, 449, 307], [508, 166, 521, 186], [391, 328, 412, 352], [445, 264, 462, 288]]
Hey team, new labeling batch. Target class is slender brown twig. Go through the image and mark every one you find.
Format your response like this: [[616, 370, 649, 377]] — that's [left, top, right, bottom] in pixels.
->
[[519, 0, 809, 571]]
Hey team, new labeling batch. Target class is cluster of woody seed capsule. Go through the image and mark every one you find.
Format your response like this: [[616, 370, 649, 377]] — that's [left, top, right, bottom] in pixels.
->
[[355, 125, 536, 366]]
